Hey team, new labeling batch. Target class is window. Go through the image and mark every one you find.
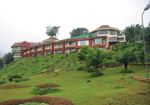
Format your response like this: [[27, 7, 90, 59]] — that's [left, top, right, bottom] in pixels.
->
[[46, 45, 51, 48], [14, 57, 20, 60], [94, 39, 105, 44], [38, 46, 42, 49], [14, 53, 21, 56], [98, 30, 108, 35], [118, 38, 124, 41], [32, 48, 35, 50], [13, 47, 21, 51], [66, 49, 75, 53], [45, 51, 51, 55], [78, 40, 89, 46], [109, 37, 117, 42], [55, 43, 62, 46], [109, 30, 115, 35], [55, 50, 62, 54], [93, 32, 97, 36], [66, 42, 75, 46]]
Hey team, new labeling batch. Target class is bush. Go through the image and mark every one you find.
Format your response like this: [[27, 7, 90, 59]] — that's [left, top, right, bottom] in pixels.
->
[[86, 68, 94, 73], [120, 69, 133, 73], [89, 71, 103, 78], [0, 80, 6, 85], [15, 80, 20, 83], [0, 96, 73, 105], [31, 87, 60, 95], [8, 78, 13, 81], [19, 78, 29, 81], [77, 66, 83, 71], [114, 85, 124, 89], [7, 74, 22, 79]]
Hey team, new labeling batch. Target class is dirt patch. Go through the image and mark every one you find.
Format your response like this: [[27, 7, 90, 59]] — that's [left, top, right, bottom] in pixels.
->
[[0, 84, 31, 89]]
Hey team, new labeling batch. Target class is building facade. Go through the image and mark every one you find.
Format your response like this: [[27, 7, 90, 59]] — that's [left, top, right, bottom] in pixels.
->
[[11, 25, 126, 60]]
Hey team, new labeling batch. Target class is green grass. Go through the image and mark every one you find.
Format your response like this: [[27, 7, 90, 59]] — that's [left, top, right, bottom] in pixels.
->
[[0, 65, 150, 105]]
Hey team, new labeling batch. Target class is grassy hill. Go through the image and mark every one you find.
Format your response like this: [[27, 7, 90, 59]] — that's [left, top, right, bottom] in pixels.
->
[[0, 65, 150, 105]]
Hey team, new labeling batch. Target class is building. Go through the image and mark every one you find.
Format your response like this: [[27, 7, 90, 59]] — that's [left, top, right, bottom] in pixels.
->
[[11, 25, 126, 60]]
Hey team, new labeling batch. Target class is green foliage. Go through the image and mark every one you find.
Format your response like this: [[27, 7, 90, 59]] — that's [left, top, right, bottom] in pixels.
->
[[77, 66, 84, 71], [138, 48, 145, 63], [89, 71, 103, 78], [7, 74, 22, 79], [8, 78, 13, 81], [15, 79, 20, 83], [85, 47, 106, 70], [119, 69, 133, 73], [144, 26, 150, 44], [86, 68, 94, 73], [0, 58, 3, 68], [2, 52, 14, 65], [70, 27, 89, 37], [114, 85, 124, 89], [114, 49, 137, 69], [19, 78, 29, 81], [46, 26, 60, 37], [31, 87, 59, 95], [0, 80, 6, 85]]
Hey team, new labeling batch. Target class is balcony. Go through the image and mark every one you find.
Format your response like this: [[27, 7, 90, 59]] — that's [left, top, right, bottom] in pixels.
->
[[31, 50, 35, 53], [37, 49, 42, 52], [27, 51, 30, 54], [12, 49, 22, 52]]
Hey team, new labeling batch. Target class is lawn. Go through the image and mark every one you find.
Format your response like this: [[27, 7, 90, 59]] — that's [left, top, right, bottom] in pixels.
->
[[0, 65, 150, 105]]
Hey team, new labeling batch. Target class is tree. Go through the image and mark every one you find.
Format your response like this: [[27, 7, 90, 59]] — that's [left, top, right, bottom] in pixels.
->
[[123, 24, 142, 43], [85, 47, 106, 71], [138, 48, 145, 64], [46, 26, 60, 37], [77, 46, 92, 65], [70, 27, 89, 37], [114, 49, 137, 69], [0, 58, 3, 68], [144, 26, 150, 44], [2, 52, 14, 65]]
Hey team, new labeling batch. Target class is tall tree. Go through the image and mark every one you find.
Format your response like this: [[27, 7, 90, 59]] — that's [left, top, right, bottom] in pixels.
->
[[2, 52, 14, 65], [144, 26, 150, 44], [0, 58, 3, 68], [70, 27, 89, 37], [114, 49, 137, 69], [123, 24, 142, 43], [46, 26, 60, 37]]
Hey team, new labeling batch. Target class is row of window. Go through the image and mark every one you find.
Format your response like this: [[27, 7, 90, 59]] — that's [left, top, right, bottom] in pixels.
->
[[93, 30, 116, 36], [14, 53, 22, 56], [12, 47, 22, 51]]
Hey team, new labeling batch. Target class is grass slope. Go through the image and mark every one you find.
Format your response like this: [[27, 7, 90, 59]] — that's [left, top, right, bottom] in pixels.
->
[[0, 65, 150, 105]]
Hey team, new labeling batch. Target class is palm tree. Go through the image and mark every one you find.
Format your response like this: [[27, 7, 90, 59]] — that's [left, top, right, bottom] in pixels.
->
[[123, 24, 142, 43], [46, 26, 60, 37]]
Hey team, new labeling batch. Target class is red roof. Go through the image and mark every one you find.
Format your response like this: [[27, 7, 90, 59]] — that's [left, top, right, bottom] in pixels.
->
[[11, 43, 22, 48], [43, 37, 58, 41], [97, 25, 118, 30]]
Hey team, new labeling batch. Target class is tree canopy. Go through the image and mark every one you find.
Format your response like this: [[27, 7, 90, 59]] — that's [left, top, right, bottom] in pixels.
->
[[2, 52, 14, 65], [144, 26, 150, 44], [123, 24, 142, 43], [70, 27, 89, 38], [114, 49, 137, 69], [46, 26, 60, 37], [0, 58, 3, 68]]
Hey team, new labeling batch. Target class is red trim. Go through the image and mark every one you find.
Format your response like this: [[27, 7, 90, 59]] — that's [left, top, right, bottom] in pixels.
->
[[42, 45, 45, 55], [51, 43, 54, 54], [29, 48, 32, 56], [89, 39, 92, 48], [35, 46, 37, 56], [54, 48, 63, 50], [76, 37, 91, 41], [93, 44, 105, 47], [62, 42, 65, 53], [75, 40, 78, 51], [65, 46, 75, 49], [45, 49, 51, 51]]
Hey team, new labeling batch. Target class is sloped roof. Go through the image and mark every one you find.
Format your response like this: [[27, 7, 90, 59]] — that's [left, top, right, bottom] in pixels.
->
[[11, 43, 22, 48], [42, 37, 58, 42], [90, 25, 119, 33]]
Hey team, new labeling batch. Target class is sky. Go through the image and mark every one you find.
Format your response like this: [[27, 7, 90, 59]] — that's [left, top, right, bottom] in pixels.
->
[[0, 0, 150, 58]]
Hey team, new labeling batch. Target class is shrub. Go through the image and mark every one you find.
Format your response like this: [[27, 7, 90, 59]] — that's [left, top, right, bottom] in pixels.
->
[[86, 68, 94, 73], [120, 69, 133, 73], [8, 78, 13, 81], [89, 71, 103, 78], [0, 96, 73, 105], [0, 80, 6, 85], [30, 87, 60, 95], [114, 85, 124, 89], [15, 79, 20, 83], [7, 74, 22, 79], [77, 66, 83, 71], [35, 83, 60, 88]]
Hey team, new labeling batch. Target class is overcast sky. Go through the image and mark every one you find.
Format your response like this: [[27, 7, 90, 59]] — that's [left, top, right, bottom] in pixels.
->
[[0, 0, 150, 58]]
